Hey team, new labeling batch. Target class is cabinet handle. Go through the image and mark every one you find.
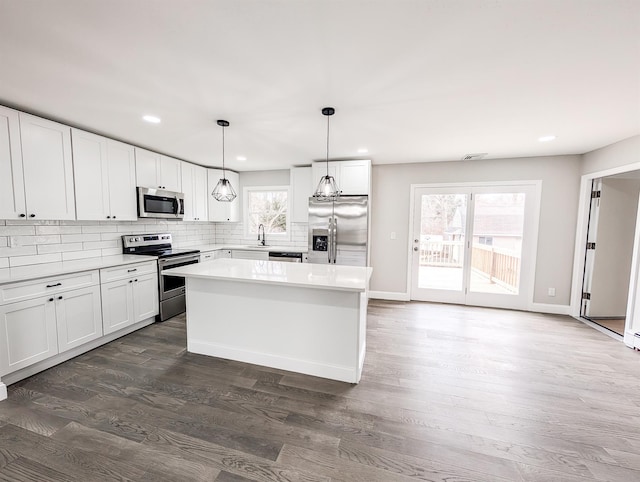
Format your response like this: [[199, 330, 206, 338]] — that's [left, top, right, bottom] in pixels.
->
[[113, 215, 116, 219], [29, 214, 35, 218], [107, 215, 111, 219], [48, 297, 54, 302], [19, 214, 26, 218], [129, 280, 133, 283], [57, 296, 63, 300], [46, 282, 62, 288], [134, 279, 138, 282], [127, 268, 137, 272]]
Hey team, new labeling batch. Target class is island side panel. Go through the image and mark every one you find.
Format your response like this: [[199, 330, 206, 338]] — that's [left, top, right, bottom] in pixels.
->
[[357, 291, 368, 382], [185, 277, 364, 383]]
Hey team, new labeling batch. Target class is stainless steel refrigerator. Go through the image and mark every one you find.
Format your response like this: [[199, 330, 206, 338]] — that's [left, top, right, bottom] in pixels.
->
[[308, 195, 368, 266]]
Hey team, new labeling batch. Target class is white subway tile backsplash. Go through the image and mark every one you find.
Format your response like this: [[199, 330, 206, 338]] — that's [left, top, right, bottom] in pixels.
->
[[10, 235, 61, 246], [100, 232, 124, 242], [62, 249, 103, 261], [0, 245, 37, 257], [35, 225, 83, 235], [5, 219, 58, 226], [118, 224, 141, 233], [81, 225, 120, 234], [60, 233, 102, 243], [0, 225, 36, 236], [9, 253, 63, 267], [37, 242, 84, 254], [0, 218, 308, 268], [101, 247, 122, 256], [83, 240, 119, 250]]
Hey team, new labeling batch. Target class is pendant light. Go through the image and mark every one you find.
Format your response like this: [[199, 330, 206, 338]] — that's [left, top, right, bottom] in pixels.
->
[[313, 107, 340, 201], [211, 119, 237, 202]]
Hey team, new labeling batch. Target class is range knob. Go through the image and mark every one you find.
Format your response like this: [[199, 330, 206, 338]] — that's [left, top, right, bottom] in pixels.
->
[[129, 237, 135, 242], [135, 237, 141, 242]]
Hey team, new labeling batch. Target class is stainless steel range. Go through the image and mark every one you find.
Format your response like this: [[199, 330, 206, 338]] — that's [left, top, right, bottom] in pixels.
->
[[122, 233, 200, 321]]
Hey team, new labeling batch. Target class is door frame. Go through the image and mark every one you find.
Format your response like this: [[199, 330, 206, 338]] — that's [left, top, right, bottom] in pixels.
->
[[570, 161, 640, 347], [407, 180, 542, 310]]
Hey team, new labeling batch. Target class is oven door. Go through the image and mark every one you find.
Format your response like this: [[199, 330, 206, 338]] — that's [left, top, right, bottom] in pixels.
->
[[158, 255, 199, 300], [137, 187, 185, 219]]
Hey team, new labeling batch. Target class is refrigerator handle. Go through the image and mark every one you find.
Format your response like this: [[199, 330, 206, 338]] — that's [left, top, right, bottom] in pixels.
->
[[333, 217, 338, 263], [328, 217, 333, 263]]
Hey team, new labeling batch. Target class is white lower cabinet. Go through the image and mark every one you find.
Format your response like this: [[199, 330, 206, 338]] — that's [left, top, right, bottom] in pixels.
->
[[134, 273, 159, 322], [231, 250, 269, 260], [55, 285, 103, 352], [0, 296, 58, 376], [101, 272, 158, 335], [201, 249, 232, 262], [0, 274, 102, 376], [0, 262, 158, 385]]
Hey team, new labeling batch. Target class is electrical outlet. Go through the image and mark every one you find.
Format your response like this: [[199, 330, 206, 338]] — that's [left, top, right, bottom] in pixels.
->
[[390, 232, 396, 240], [548, 287, 556, 297]]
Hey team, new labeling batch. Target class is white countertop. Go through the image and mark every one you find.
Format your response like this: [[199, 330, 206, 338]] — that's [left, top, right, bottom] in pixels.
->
[[189, 243, 308, 254], [0, 254, 157, 285], [163, 258, 372, 292]]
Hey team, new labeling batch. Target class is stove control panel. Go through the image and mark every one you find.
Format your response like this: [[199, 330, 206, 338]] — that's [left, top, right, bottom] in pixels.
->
[[122, 233, 173, 249]]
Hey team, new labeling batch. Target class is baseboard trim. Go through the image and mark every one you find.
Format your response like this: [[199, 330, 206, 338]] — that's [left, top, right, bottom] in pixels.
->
[[529, 303, 571, 315], [368, 291, 410, 301], [624, 330, 640, 349], [188, 339, 359, 383]]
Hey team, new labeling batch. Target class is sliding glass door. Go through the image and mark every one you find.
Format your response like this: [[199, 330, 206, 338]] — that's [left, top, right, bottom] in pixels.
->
[[410, 183, 538, 310]]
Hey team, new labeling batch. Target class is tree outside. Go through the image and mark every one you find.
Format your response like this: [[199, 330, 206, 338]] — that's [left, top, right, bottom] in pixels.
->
[[247, 190, 288, 235]]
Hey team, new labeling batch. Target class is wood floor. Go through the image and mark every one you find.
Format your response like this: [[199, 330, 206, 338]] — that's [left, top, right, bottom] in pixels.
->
[[1, 300, 640, 481], [588, 317, 626, 336]]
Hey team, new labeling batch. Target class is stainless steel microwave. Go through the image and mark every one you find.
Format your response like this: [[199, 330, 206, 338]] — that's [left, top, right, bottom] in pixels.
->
[[137, 187, 185, 219]]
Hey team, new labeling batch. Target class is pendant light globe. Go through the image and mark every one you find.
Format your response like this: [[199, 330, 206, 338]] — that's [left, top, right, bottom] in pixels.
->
[[313, 107, 340, 201], [211, 119, 237, 202]]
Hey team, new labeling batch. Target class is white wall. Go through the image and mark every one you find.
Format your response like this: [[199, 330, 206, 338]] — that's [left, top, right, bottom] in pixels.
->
[[370, 155, 582, 305], [582, 135, 640, 174], [589, 178, 640, 317]]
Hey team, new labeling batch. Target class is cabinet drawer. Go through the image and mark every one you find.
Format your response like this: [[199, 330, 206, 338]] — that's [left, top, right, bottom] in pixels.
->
[[200, 251, 216, 262], [0, 270, 99, 306], [100, 261, 157, 283], [231, 250, 269, 260]]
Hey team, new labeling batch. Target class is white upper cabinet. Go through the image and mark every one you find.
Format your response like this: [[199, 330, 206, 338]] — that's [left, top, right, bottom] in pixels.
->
[[135, 148, 182, 192], [290, 166, 313, 223], [19, 113, 76, 220], [181, 162, 208, 221], [339, 160, 371, 195], [207, 169, 240, 222], [135, 148, 160, 188], [160, 155, 182, 192], [311, 160, 371, 196], [72, 129, 137, 221], [0, 106, 26, 219]]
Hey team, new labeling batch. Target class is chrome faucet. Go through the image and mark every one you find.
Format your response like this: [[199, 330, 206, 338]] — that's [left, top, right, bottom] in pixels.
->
[[258, 223, 266, 246]]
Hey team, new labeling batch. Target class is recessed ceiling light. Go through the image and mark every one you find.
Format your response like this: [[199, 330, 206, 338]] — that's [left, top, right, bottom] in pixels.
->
[[357, 148, 368, 154], [142, 115, 161, 124], [236, 156, 247, 162], [538, 135, 556, 142]]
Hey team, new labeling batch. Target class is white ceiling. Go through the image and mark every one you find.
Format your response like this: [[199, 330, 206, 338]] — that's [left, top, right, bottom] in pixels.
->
[[1, 0, 638, 172]]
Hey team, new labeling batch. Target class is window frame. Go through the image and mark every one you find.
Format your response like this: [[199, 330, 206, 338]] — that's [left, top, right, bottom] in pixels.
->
[[243, 185, 291, 241]]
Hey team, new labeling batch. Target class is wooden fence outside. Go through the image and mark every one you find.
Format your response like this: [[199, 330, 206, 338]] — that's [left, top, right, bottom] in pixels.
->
[[419, 240, 520, 292]]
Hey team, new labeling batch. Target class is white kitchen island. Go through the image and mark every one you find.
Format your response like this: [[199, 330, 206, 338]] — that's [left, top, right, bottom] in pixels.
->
[[162, 258, 372, 383]]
